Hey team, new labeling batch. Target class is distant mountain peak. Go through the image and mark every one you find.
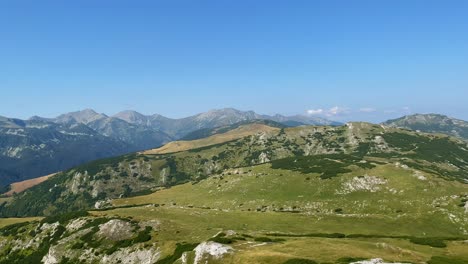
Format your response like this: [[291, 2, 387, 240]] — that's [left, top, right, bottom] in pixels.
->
[[55, 109, 108, 124], [114, 110, 145, 119], [383, 113, 468, 140]]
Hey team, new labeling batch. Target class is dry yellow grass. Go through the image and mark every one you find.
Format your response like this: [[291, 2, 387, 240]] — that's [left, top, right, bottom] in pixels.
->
[[0, 217, 42, 228], [3, 173, 57, 196], [142, 124, 279, 154]]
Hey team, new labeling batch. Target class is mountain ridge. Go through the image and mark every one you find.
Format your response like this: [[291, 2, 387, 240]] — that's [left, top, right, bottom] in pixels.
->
[[383, 113, 468, 140], [1, 121, 467, 263], [0, 108, 339, 186]]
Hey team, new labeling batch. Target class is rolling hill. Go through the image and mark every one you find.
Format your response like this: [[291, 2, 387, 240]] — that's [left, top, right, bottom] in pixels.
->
[[383, 114, 468, 140], [0, 121, 467, 263]]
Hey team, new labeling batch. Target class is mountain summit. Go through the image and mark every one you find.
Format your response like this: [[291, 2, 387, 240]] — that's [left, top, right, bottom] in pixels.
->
[[54, 109, 108, 125]]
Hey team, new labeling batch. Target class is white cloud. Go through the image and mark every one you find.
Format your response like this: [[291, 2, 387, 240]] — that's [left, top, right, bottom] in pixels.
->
[[306, 109, 324, 115], [306, 106, 349, 117], [359, 107, 376, 113]]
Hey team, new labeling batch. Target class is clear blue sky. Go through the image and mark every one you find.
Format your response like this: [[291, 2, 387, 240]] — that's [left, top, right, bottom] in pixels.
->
[[1, 0, 467, 122]]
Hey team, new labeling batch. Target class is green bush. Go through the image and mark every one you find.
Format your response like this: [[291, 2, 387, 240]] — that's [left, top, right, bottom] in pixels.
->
[[105, 226, 153, 255], [133, 226, 152, 243], [253, 236, 285, 242], [282, 259, 318, 264], [41, 211, 89, 224], [71, 242, 84, 249], [0, 221, 31, 236], [209, 236, 234, 244], [336, 257, 367, 263], [155, 243, 199, 264], [409, 237, 447, 248], [427, 256, 468, 264], [267, 232, 345, 239]]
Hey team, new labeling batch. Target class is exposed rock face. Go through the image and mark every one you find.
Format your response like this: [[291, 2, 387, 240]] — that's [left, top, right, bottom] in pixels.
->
[[66, 218, 88, 232], [339, 175, 387, 194], [258, 152, 270, 163], [94, 199, 112, 209], [193, 242, 233, 264], [101, 246, 161, 264], [97, 219, 134, 241], [42, 247, 59, 264]]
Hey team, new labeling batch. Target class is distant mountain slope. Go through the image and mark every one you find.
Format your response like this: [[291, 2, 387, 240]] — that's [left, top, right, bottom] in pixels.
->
[[0, 118, 130, 186], [3, 121, 468, 217], [143, 122, 281, 154], [1, 122, 468, 263], [0, 108, 339, 185], [114, 108, 341, 139], [3, 173, 56, 196], [54, 109, 173, 151], [180, 119, 286, 141], [383, 114, 468, 140]]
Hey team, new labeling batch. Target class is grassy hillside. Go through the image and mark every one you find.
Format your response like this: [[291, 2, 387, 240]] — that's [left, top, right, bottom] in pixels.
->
[[180, 119, 286, 141], [142, 122, 281, 154], [2, 122, 468, 217], [0, 122, 467, 263], [2, 173, 56, 196]]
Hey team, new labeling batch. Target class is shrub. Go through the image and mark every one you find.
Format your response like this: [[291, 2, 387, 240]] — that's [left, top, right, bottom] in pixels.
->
[[254, 237, 273, 242], [209, 236, 234, 244], [427, 256, 468, 264], [41, 211, 89, 224], [0, 221, 31, 236], [409, 237, 447, 248], [336, 257, 367, 263], [133, 226, 152, 243], [155, 243, 199, 264], [282, 259, 318, 264], [71, 242, 84, 249]]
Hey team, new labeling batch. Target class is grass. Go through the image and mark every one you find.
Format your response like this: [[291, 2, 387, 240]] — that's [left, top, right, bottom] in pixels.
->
[[112, 163, 468, 236], [143, 123, 280, 154], [102, 158, 468, 262], [2, 123, 468, 263], [0, 217, 42, 228], [90, 206, 468, 263], [3, 173, 56, 196]]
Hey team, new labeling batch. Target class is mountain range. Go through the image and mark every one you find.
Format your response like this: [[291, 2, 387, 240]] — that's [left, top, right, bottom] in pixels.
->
[[0, 118, 467, 263], [0, 108, 340, 186]]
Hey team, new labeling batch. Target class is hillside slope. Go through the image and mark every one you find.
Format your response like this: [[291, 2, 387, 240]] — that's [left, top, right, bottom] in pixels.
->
[[383, 114, 468, 140], [2, 122, 468, 217], [114, 108, 341, 139], [143, 122, 281, 154], [0, 108, 338, 185], [0, 117, 130, 186], [0, 122, 467, 263]]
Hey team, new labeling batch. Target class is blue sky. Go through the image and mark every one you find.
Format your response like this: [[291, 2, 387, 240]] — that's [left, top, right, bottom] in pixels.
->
[[1, 0, 467, 122]]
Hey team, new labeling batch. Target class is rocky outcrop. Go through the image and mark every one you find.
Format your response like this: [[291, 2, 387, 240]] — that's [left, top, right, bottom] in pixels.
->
[[101, 246, 161, 264], [193, 242, 233, 264]]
